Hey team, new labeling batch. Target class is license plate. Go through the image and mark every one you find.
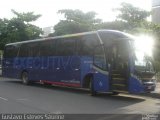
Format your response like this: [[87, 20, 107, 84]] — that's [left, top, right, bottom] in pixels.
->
[[147, 86, 152, 89]]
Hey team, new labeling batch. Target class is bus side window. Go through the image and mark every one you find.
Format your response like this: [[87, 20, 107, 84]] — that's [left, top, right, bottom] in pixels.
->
[[28, 42, 40, 57], [19, 44, 29, 57], [4, 45, 19, 58], [93, 45, 107, 71], [39, 40, 56, 56], [56, 38, 76, 56], [77, 34, 100, 56]]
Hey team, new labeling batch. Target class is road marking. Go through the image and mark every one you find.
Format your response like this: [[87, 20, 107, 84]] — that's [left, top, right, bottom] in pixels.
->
[[16, 98, 29, 101], [0, 96, 8, 101]]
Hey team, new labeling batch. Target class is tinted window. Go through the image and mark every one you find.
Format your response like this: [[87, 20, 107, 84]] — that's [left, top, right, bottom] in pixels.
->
[[56, 38, 75, 56], [98, 31, 129, 47], [77, 33, 100, 56], [28, 42, 40, 57], [18, 43, 29, 57], [4, 45, 19, 58], [39, 39, 56, 56], [93, 45, 107, 70], [18, 42, 40, 57]]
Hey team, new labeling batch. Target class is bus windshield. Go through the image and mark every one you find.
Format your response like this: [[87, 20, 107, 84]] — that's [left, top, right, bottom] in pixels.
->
[[135, 50, 146, 66], [134, 49, 154, 72], [133, 42, 154, 72]]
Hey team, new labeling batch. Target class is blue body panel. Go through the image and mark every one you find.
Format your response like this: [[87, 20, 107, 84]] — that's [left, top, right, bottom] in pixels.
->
[[2, 56, 147, 93], [128, 76, 144, 93], [93, 72, 110, 92], [80, 57, 93, 85], [2, 56, 94, 87], [128, 54, 145, 93]]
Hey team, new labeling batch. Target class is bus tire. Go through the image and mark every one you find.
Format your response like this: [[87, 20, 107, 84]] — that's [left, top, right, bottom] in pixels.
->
[[89, 77, 97, 96], [21, 72, 30, 85]]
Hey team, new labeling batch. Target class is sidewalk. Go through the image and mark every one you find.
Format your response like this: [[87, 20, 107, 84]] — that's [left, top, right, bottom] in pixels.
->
[[155, 82, 160, 93]]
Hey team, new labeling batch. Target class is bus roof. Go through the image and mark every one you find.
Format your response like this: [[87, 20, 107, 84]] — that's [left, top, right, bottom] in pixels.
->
[[6, 30, 132, 46]]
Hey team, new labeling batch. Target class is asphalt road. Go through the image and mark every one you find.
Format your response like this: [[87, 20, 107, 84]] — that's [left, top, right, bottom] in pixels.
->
[[0, 77, 160, 114]]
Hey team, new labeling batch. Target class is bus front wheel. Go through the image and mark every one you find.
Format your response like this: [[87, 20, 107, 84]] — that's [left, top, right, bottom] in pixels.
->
[[21, 72, 30, 85], [89, 77, 97, 96]]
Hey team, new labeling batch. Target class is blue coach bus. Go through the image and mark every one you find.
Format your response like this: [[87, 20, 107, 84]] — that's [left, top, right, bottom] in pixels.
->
[[2, 30, 156, 95]]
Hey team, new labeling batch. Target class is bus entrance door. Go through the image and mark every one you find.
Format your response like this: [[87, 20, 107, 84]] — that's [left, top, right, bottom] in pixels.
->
[[110, 44, 128, 93]]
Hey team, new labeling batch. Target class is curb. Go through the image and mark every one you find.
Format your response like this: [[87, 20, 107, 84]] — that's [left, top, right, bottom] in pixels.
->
[[139, 93, 160, 99]]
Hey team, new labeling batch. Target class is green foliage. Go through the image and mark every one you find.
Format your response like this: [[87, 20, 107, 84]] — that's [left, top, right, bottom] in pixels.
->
[[53, 3, 151, 36], [116, 3, 150, 23], [0, 10, 43, 50], [96, 21, 129, 31], [94, 2, 152, 37], [53, 9, 102, 36], [11, 9, 41, 22], [98, 3, 151, 33]]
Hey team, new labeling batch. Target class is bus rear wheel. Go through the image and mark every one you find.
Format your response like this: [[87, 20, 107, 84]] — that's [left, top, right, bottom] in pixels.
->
[[21, 72, 30, 85], [89, 77, 97, 96]]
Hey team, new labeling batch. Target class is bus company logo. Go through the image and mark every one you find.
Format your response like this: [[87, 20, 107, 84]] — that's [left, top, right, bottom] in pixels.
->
[[13, 56, 81, 71], [142, 114, 159, 120]]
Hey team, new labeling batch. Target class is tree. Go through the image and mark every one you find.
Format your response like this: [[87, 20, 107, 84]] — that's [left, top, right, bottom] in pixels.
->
[[96, 20, 129, 31], [0, 10, 43, 50], [11, 10, 41, 22], [52, 9, 102, 36], [97, 3, 150, 33], [116, 3, 150, 30], [0, 18, 10, 49]]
